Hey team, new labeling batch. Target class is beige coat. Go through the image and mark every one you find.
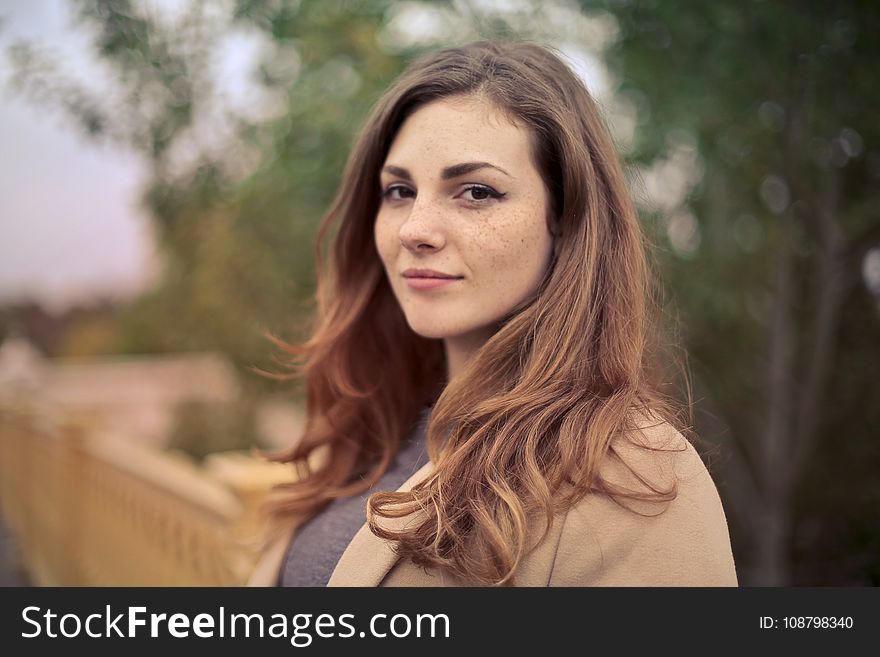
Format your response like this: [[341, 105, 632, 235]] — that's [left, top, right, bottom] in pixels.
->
[[248, 419, 738, 587]]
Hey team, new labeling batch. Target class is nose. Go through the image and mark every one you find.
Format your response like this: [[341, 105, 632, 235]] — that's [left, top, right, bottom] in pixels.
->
[[398, 197, 446, 253]]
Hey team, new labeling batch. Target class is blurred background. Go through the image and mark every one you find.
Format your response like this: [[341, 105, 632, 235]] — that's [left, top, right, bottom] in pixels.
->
[[0, 0, 877, 586]]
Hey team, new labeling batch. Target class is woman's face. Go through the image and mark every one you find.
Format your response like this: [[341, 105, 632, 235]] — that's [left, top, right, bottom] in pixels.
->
[[374, 96, 554, 351]]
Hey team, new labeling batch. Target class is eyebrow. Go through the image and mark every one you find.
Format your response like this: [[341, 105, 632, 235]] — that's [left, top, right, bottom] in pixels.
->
[[381, 161, 511, 181]]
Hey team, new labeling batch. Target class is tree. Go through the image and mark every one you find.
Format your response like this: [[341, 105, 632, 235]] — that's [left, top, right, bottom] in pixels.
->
[[7, 0, 409, 387], [600, 0, 880, 584]]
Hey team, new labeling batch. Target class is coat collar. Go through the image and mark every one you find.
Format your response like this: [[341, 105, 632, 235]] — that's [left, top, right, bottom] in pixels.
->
[[326, 459, 435, 586]]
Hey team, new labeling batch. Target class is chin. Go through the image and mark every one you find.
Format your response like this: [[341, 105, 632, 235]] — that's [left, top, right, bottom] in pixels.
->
[[405, 323, 451, 340], [402, 314, 457, 340]]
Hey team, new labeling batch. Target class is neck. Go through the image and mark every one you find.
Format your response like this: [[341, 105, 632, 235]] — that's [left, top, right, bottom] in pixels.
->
[[443, 328, 494, 381]]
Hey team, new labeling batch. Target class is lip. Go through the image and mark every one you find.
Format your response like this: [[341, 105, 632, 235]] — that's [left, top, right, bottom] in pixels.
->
[[402, 268, 464, 291]]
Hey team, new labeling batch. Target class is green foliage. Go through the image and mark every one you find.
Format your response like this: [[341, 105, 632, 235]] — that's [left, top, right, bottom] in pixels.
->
[[5, 1, 413, 388], [598, 0, 880, 584], [167, 399, 259, 462]]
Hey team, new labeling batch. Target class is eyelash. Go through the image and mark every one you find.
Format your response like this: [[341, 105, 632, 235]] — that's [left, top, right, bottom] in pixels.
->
[[381, 184, 506, 204]]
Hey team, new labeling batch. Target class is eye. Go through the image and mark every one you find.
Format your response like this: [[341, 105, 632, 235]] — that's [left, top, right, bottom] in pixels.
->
[[381, 184, 415, 201], [459, 184, 506, 203]]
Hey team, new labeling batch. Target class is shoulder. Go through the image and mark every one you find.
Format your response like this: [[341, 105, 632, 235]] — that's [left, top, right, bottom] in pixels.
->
[[548, 416, 738, 586]]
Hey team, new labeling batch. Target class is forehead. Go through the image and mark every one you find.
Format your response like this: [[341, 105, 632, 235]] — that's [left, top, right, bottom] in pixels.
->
[[384, 97, 535, 174]]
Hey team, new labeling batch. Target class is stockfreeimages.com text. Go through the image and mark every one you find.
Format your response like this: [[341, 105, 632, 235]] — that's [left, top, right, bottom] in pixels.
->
[[21, 605, 450, 646]]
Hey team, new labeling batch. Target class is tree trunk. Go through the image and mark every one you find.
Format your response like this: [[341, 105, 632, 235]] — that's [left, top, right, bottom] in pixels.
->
[[750, 496, 791, 586]]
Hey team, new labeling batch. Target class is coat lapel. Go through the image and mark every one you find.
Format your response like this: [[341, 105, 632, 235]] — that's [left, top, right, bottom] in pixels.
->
[[327, 459, 435, 586]]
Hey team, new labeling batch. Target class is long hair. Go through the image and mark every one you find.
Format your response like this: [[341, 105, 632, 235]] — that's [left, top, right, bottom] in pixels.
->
[[267, 41, 686, 585]]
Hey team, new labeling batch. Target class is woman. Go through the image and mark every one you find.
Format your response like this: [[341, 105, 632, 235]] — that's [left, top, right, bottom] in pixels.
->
[[249, 40, 737, 587]]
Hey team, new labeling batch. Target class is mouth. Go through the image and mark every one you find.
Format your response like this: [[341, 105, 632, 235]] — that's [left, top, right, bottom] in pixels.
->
[[402, 268, 463, 280], [401, 268, 464, 290]]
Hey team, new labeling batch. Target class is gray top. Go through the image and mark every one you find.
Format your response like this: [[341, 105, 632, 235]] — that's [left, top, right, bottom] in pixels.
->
[[277, 407, 432, 587]]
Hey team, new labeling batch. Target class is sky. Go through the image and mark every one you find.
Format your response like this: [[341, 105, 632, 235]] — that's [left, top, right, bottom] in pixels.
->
[[0, 0, 161, 314], [0, 0, 320, 315]]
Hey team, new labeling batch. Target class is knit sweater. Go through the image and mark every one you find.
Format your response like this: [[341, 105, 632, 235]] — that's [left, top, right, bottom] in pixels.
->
[[277, 407, 432, 586]]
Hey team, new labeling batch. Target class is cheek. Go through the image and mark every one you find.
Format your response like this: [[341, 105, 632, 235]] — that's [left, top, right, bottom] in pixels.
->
[[475, 210, 553, 280], [504, 235, 553, 289], [373, 215, 396, 267]]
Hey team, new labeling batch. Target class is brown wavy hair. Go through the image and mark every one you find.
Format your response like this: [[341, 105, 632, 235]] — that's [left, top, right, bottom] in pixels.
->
[[266, 41, 687, 585]]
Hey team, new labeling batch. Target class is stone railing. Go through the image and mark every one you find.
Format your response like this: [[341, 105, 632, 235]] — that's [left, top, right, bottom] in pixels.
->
[[0, 400, 295, 586]]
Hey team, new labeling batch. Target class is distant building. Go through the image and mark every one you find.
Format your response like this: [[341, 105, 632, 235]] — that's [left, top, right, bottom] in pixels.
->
[[0, 337, 240, 446]]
